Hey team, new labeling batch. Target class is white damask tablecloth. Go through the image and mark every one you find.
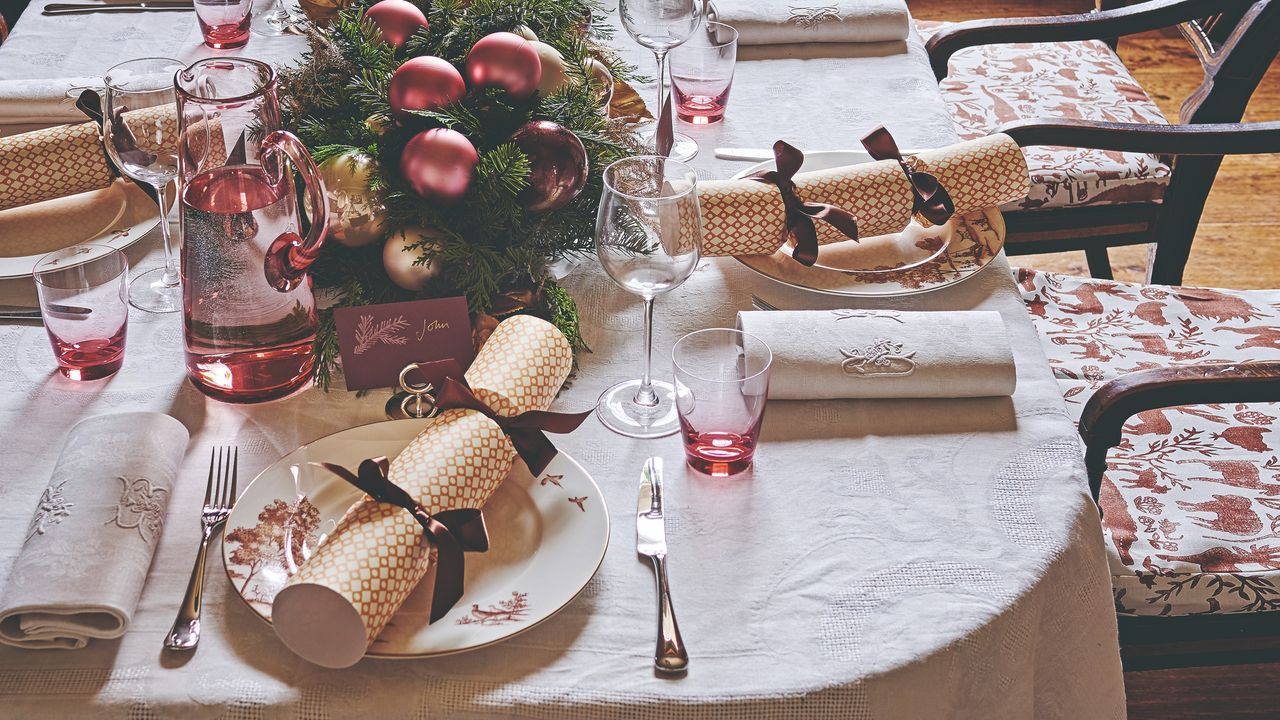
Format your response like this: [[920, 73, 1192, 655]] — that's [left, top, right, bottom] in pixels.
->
[[0, 5, 1127, 718]]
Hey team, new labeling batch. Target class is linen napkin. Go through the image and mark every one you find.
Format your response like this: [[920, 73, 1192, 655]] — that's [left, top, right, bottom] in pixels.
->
[[737, 310, 1016, 399], [0, 77, 104, 130], [710, 0, 910, 46], [271, 315, 575, 669], [0, 413, 189, 649]]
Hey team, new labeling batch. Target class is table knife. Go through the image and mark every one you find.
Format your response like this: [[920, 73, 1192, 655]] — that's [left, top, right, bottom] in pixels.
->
[[0, 304, 91, 321], [43, 3, 192, 13], [636, 456, 688, 674]]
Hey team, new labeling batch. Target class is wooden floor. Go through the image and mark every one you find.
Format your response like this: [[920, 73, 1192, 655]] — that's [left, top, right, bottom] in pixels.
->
[[910, 3, 1280, 718], [911, 0, 1280, 291]]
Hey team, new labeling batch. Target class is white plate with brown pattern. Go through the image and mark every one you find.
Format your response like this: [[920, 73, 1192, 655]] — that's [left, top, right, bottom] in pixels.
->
[[0, 179, 163, 279], [731, 151, 1006, 297], [221, 418, 610, 659]]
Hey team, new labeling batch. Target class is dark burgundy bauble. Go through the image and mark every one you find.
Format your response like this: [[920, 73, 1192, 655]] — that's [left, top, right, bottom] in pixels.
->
[[388, 56, 466, 121], [465, 32, 541, 100], [400, 128, 479, 205], [364, 0, 428, 49], [510, 120, 588, 212]]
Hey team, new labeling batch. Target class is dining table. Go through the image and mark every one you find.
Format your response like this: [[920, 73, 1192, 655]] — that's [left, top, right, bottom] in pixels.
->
[[0, 2, 1128, 717]]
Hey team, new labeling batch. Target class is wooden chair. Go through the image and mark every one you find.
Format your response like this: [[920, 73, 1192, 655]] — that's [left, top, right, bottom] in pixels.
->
[[1013, 120, 1280, 670], [924, 0, 1280, 285]]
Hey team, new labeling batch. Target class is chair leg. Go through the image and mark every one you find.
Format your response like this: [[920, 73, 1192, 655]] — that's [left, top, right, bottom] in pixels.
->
[[1085, 247, 1114, 279], [1147, 156, 1223, 286]]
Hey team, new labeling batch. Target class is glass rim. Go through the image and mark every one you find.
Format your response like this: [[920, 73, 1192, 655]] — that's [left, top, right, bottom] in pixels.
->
[[32, 244, 129, 287], [672, 327, 773, 384], [175, 57, 277, 105], [682, 21, 738, 48], [104, 57, 185, 94], [602, 155, 698, 202]]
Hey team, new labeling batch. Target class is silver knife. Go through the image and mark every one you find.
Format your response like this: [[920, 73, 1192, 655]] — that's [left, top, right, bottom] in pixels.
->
[[0, 304, 91, 321], [43, 4, 191, 13], [636, 456, 688, 674]]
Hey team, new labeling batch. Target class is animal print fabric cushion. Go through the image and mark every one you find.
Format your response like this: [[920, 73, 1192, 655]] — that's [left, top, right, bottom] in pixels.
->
[[1017, 268, 1280, 616], [917, 21, 1172, 212]]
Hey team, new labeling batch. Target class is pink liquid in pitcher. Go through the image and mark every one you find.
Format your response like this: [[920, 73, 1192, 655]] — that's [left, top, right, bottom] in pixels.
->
[[181, 165, 318, 403]]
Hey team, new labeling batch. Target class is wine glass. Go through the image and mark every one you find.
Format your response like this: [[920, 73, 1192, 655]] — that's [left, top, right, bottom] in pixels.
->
[[595, 156, 702, 438], [253, 0, 305, 36], [619, 0, 702, 162], [103, 58, 185, 314]]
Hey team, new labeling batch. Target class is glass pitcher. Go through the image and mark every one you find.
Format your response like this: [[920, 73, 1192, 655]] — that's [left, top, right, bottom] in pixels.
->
[[175, 58, 329, 403]]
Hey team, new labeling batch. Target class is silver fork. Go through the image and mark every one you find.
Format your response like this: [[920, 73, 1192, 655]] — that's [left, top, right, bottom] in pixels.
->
[[750, 295, 780, 312], [165, 446, 238, 651]]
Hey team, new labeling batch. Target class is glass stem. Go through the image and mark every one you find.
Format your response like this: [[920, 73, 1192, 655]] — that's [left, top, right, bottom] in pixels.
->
[[654, 49, 669, 132], [155, 181, 179, 288], [634, 296, 659, 407]]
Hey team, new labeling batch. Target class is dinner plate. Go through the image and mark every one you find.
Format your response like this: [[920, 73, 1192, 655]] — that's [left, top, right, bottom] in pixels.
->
[[222, 419, 610, 659], [0, 179, 161, 279], [731, 150, 1006, 297]]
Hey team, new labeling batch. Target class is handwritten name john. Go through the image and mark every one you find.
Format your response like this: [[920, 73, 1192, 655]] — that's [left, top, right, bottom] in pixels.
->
[[417, 318, 451, 341]]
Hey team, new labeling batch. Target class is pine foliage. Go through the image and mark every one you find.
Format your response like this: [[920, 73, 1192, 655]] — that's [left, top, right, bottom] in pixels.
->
[[278, 0, 642, 387]]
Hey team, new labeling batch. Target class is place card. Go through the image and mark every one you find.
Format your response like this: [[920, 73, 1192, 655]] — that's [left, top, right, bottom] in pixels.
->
[[333, 297, 474, 391]]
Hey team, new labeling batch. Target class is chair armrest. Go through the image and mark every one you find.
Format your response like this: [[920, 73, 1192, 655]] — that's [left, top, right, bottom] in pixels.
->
[[925, 0, 1253, 80], [1078, 363, 1280, 501], [1000, 119, 1280, 156]]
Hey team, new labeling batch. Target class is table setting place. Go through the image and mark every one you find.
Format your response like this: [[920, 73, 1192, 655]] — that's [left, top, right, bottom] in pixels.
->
[[0, 0, 1129, 717]]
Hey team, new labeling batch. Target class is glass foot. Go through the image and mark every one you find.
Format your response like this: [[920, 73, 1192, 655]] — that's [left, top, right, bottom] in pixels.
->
[[596, 379, 681, 439], [252, 10, 294, 36], [129, 267, 182, 314], [636, 125, 699, 163]]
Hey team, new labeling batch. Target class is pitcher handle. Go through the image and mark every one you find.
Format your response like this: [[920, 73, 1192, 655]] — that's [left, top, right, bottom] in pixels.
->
[[262, 130, 329, 292]]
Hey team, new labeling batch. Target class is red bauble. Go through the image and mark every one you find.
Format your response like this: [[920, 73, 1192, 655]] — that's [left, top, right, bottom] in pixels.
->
[[364, 0, 428, 49], [388, 57, 466, 121], [400, 128, 478, 205], [510, 120, 588, 212], [465, 32, 541, 100]]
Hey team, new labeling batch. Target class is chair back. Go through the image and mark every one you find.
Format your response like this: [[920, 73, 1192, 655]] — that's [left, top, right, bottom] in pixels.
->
[[1175, 1, 1280, 123]]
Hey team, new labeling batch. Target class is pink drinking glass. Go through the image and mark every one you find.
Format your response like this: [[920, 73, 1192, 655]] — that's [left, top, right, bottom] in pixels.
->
[[33, 245, 130, 381], [194, 0, 252, 49], [672, 328, 772, 476], [670, 22, 738, 125]]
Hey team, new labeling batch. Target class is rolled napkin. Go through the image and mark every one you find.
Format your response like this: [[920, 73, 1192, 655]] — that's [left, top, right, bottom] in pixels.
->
[[0, 77, 104, 130], [737, 309, 1016, 399], [0, 413, 189, 649], [699, 133, 1030, 260], [710, 0, 910, 46], [271, 315, 575, 668]]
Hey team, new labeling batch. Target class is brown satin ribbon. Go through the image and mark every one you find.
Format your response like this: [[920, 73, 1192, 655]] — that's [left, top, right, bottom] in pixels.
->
[[434, 377, 592, 476], [861, 125, 954, 227], [746, 140, 861, 267], [656, 93, 674, 158], [75, 89, 160, 204], [314, 457, 489, 624]]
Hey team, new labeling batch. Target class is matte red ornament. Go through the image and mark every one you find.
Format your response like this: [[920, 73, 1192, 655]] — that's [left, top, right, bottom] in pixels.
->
[[510, 120, 588, 212], [465, 32, 542, 100], [400, 128, 479, 205], [364, 0, 428, 49], [388, 57, 466, 121]]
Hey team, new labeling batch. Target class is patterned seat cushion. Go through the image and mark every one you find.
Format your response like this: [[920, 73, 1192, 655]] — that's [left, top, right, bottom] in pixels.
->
[[1016, 267, 1280, 617], [918, 21, 1172, 212]]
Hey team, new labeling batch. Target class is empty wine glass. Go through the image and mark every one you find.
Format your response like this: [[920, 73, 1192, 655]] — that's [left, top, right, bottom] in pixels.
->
[[253, 0, 305, 36], [595, 156, 702, 438], [619, 0, 701, 162], [103, 57, 184, 313]]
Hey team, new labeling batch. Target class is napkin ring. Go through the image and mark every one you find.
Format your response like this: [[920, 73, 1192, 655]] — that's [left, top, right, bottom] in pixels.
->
[[384, 363, 441, 420]]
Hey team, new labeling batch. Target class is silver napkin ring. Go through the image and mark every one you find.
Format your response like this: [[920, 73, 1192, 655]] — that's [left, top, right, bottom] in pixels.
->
[[384, 363, 441, 420]]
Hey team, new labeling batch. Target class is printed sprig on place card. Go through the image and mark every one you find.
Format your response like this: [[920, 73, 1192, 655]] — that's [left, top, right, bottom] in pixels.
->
[[333, 297, 474, 391]]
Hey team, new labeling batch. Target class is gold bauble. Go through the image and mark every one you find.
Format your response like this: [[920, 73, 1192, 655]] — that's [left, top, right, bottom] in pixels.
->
[[584, 57, 614, 108], [512, 24, 538, 41], [318, 152, 387, 247], [298, 0, 350, 26], [530, 41, 571, 97], [383, 227, 444, 291]]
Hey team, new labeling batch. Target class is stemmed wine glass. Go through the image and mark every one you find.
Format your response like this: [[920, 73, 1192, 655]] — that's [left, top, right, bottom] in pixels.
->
[[253, 0, 306, 36], [619, 0, 702, 162], [595, 156, 702, 438], [103, 58, 184, 314]]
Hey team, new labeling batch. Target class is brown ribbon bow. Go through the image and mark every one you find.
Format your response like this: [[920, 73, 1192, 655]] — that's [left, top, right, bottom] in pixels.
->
[[861, 126, 955, 227], [75, 90, 159, 205], [315, 457, 490, 623], [434, 377, 593, 476], [746, 141, 861, 267]]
